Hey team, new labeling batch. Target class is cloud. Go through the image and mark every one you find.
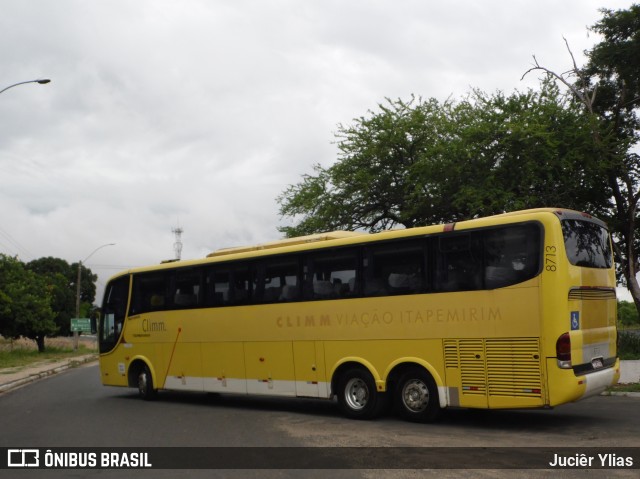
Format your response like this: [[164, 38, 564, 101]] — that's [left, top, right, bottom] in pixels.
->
[[0, 0, 632, 300]]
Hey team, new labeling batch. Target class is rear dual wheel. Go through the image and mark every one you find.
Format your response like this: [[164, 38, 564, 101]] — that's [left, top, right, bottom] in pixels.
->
[[394, 368, 441, 423]]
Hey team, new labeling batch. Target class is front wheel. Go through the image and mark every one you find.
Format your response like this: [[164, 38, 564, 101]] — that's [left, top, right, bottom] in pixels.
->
[[336, 367, 383, 420], [394, 368, 441, 422], [137, 364, 157, 400]]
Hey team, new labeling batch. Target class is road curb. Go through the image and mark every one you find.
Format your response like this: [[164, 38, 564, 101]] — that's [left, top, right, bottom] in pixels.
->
[[0, 355, 97, 394], [600, 390, 640, 398]]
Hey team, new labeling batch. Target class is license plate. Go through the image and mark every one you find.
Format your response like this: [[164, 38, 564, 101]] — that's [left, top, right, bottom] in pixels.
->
[[591, 358, 604, 369]]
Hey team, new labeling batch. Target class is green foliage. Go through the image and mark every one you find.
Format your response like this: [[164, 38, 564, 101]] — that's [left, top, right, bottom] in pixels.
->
[[278, 84, 600, 236], [619, 300, 640, 326], [0, 255, 98, 351], [0, 255, 57, 351], [586, 4, 640, 134], [26, 257, 96, 336], [618, 331, 640, 360]]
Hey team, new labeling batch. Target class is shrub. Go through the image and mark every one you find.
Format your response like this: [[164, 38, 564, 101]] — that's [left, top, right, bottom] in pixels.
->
[[618, 331, 640, 360]]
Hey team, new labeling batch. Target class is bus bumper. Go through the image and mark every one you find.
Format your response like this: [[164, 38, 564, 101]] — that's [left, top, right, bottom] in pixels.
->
[[546, 358, 620, 406], [579, 358, 620, 400]]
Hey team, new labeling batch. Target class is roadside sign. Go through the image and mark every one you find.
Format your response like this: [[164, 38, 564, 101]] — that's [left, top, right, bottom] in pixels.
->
[[71, 318, 92, 333]]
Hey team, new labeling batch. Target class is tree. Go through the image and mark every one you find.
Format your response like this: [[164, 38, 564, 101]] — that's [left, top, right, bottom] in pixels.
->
[[27, 257, 97, 335], [27, 257, 75, 336], [0, 254, 57, 352], [70, 262, 98, 310], [279, 5, 640, 314], [278, 83, 600, 236], [279, 96, 455, 236], [523, 4, 640, 313]]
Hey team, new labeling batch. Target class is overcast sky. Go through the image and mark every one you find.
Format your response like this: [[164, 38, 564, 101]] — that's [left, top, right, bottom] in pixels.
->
[[0, 0, 634, 300]]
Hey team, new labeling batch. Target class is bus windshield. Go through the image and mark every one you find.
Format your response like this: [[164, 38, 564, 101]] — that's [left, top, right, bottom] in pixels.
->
[[99, 275, 129, 353], [561, 219, 612, 269]]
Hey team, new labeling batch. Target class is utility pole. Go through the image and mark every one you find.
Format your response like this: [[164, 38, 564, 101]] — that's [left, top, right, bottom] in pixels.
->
[[74, 243, 115, 349]]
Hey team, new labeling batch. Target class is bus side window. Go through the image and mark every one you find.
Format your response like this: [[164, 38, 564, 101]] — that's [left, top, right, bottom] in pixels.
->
[[437, 234, 483, 292], [173, 269, 202, 308], [129, 273, 170, 315], [484, 223, 541, 288], [254, 257, 300, 303], [203, 266, 252, 306], [204, 268, 230, 306], [231, 267, 251, 304], [364, 240, 426, 297], [304, 249, 359, 300]]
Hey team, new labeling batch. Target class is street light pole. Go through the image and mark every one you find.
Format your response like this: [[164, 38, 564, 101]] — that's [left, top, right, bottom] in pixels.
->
[[0, 78, 51, 95], [74, 243, 115, 350]]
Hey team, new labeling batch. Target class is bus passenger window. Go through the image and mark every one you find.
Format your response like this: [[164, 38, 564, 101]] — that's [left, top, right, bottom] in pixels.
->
[[129, 273, 169, 315], [364, 241, 425, 297], [173, 269, 202, 308], [437, 234, 483, 292], [254, 257, 300, 303], [304, 249, 358, 300], [204, 269, 231, 306], [232, 267, 252, 304], [204, 267, 252, 306], [484, 224, 541, 289]]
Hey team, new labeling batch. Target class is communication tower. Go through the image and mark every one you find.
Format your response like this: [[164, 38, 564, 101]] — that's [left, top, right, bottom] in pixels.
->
[[172, 226, 184, 260]]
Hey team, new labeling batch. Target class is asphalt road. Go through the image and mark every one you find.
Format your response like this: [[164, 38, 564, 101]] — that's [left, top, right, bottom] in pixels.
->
[[0, 363, 638, 479]]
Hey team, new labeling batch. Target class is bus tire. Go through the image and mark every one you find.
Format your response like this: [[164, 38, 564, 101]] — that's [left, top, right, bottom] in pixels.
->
[[137, 364, 157, 400], [336, 367, 382, 420], [394, 367, 441, 423]]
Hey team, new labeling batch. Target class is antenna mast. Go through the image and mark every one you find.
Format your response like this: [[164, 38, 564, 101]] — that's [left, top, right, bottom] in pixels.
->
[[172, 226, 184, 260]]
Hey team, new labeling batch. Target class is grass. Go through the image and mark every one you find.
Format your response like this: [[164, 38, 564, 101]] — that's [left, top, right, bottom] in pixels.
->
[[0, 337, 97, 371], [608, 382, 640, 393]]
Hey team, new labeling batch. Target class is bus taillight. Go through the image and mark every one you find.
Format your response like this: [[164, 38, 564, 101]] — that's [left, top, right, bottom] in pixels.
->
[[556, 332, 572, 369]]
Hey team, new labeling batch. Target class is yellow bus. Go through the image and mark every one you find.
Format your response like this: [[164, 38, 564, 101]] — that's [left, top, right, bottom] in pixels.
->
[[98, 208, 620, 422]]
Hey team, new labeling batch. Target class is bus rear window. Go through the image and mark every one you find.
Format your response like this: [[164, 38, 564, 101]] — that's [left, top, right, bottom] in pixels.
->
[[561, 220, 612, 268]]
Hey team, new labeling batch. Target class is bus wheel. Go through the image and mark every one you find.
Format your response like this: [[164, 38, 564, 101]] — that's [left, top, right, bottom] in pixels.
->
[[337, 367, 381, 420], [137, 364, 157, 400], [394, 368, 440, 423]]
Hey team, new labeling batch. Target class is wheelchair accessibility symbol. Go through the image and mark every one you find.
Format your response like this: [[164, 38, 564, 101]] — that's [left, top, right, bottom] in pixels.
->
[[571, 311, 580, 330]]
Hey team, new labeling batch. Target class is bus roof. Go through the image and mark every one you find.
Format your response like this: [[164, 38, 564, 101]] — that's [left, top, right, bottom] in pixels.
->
[[108, 207, 605, 279], [207, 231, 366, 258]]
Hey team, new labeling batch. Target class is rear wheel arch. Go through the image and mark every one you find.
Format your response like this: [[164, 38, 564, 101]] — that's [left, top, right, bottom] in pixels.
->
[[385, 359, 444, 392], [330, 359, 381, 397]]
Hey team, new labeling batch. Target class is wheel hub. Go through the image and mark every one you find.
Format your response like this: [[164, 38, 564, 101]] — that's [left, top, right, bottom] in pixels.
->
[[345, 378, 369, 410], [403, 380, 429, 412]]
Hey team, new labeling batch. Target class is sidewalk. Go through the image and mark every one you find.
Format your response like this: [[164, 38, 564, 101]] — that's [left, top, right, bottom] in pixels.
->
[[0, 354, 97, 394]]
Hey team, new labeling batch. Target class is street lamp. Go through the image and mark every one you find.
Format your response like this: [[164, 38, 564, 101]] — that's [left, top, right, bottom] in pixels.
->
[[0, 78, 51, 95], [74, 243, 115, 349]]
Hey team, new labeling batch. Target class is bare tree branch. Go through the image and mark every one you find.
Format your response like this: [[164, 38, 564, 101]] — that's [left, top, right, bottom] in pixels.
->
[[521, 39, 596, 115]]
